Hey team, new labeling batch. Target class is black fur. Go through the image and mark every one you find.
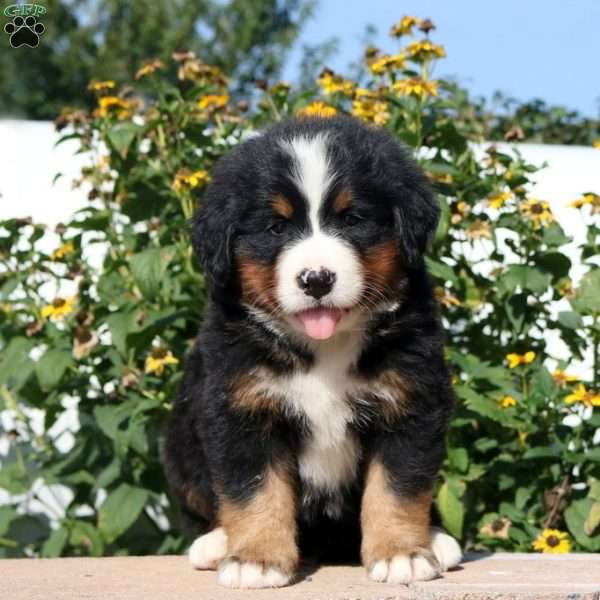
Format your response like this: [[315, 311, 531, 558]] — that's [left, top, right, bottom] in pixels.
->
[[164, 116, 453, 564]]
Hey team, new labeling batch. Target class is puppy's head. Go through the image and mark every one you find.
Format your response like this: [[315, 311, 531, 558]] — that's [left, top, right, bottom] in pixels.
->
[[193, 117, 439, 341]]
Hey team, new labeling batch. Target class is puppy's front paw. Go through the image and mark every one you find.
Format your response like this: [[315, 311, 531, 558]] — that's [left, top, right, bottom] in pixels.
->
[[188, 527, 228, 570], [217, 558, 292, 589], [430, 528, 462, 571], [368, 552, 439, 584]]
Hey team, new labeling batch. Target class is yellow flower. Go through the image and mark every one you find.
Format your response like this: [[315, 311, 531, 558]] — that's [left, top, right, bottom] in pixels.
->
[[88, 80, 115, 92], [351, 93, 390, 126], [368, 53, 407, 75], [406, 40, 446, 62], [520, 198, 554, 229], [558, 279, 575, 299], [145, 348, 179, 376], [465, 220, 492, 240], [317, 69, 355, 95], [532, 529, 571, 554], [497, 395, 517, 408], [270, 82, 291, 95], [488, 191, 512, 209], [393, 78, 438, 99], [297, 101, 337, 118], [506, 351, 536, 369], [564, 384, 600, 408], [94, 96, 134, 119], [197, 94, 229, 112], [434, 287, 460, 308], [552, 369, 578, 388], [172, 170, 210, 192], [41, 297, 75, 321], [570, 193, 600, 214], [593, 139, 600, 149], [178, 59, 228, 86], [51, 242, 75, 260], [480, 517, 511, 539], [135, 59, 165, 80], [390, 16, 422, 37]]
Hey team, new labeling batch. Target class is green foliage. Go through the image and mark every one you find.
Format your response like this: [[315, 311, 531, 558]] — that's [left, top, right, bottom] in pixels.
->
[[0, 0, 314, 119], [1, 16, 600, 558]]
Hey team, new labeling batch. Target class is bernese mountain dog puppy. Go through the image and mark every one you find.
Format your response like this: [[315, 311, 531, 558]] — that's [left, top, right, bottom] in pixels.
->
[[164, 116, 462, 588]]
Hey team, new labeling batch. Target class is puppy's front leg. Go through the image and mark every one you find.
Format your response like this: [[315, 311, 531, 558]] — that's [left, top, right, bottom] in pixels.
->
[[217, 464, 298, 588]]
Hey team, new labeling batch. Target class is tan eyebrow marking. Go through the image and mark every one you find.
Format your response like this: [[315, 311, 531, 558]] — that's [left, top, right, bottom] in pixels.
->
[[333, 188, 353, 213], [271, 194, 294, 219]]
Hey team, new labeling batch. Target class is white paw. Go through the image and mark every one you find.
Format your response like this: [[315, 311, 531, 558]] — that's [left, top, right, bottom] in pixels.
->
[[367, 528, 462, 584], [430, 528, 462, 571], [188, 527, 228, 570], [217, 558, 291, 588], [368, 553, 439, 584]]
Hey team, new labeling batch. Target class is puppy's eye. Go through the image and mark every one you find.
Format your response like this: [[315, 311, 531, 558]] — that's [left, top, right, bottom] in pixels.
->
[[268, 220, 287, 236], [343, 213, 362, 227]]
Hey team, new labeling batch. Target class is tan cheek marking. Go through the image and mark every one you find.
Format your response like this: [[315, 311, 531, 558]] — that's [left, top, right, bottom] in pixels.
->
[[333, 188, 353, 213], [231, 369, 283, 414], [361, 460, 432, 568], [219, 466, 299, 575], [361, 241, 401, 298], [271, 194, 294, 219], [237, 257, 278, 312]]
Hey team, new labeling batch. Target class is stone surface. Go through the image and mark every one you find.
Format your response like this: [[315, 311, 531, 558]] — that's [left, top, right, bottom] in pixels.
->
[[2, 553, 600, 600]]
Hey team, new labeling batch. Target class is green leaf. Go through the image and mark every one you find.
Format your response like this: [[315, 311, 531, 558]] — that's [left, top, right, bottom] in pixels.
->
[[572, 269, 600, 313], [69, 521, 104, 556], [565, 498, 600, 551], [557, 311, 583, 330], [35, 349, 72, 390], [105, 312, 136, 356], [448, 447, 469, 473], [503, 265, 552, 294], [436, 480, 464, 539], [0, 337, 35, 390], [107, 122, 140, 158], [41, 526, 69, 557], [425, 257, 458, 285], [584, 501, 600, 536], [98, 484, 149, 543], [130, 247, 174, 300]]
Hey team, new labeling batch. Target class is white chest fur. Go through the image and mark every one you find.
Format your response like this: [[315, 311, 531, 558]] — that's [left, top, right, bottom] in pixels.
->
[[272, 333, 364, 492]]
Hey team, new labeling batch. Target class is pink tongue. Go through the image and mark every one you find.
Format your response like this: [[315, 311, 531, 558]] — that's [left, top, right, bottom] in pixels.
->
[[297, 308, 342, 340]]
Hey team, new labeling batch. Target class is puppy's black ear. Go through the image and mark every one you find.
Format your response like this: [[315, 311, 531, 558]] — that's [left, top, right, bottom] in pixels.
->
[[191, 194, 236, 289], [393, 178, 440, 268]]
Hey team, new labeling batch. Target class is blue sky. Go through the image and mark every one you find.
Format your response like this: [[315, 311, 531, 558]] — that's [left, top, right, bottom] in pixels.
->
[[284, 0, 600, 117]]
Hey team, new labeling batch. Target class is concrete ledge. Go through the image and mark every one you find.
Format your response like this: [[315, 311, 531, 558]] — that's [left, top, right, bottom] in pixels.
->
[[2, 553, 600, 600]]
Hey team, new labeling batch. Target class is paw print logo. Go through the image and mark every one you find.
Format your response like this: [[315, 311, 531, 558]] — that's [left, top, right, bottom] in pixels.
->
[[4, 15, 45, 48]]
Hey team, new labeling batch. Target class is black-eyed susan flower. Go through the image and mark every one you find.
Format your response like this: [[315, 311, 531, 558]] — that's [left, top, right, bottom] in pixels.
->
[[520, 198, 554, 229], [506, 351, 535, 369], [497, 395, 517, 408], [297, 101, 337, 118], [197, 94, 229, 113], [51, 242, 75, 261], [593, 139, 600, 149], [565, 384, 600, 408], [390, 16, 422, 37], [570, 193, 600, 214], [145, 348, 179, 376], [451, 201, 470, 224], [88, 80, 115, 93], [393, 78, 438, 99], [94, 96, 134, 120], [317, 69, 355, 96], [552, 369, 578, 388], [172, 170, 210, 192], [434, 287, 460, 308], [368, 53, 407, 75], [406, 40, 446, 62], [465, 220, 492, 240], [135, 59, 165, 80], [351, 90, 390, 126], [480, 517, 511, 539], [488, 191, 512, 209], [41, 297, 75, 321], [532, 529, 571, 554]]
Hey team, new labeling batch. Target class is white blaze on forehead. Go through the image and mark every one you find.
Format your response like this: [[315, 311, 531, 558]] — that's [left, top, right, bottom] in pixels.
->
[[281, 134, 334, 229]]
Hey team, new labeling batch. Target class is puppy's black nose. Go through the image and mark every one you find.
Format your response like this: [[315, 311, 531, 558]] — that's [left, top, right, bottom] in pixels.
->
[[296, 268, 336, 300]]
